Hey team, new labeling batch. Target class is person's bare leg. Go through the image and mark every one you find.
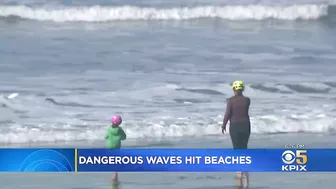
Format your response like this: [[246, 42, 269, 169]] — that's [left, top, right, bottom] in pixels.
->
[[112, 172, 118, 184], [235, 172, 243, 188], [242, 172, 249, 188]]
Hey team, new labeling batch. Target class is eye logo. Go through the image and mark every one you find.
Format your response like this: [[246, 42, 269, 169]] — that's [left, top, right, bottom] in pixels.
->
[[282, 150, 296, 164], [281, 150, 308, 165]]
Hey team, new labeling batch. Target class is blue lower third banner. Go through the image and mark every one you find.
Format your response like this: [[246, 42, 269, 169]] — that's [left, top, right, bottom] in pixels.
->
[[0, 149, 336, 172]]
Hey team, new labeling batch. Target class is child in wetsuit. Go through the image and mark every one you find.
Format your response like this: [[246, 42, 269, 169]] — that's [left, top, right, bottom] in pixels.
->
[[105, 115, 127, 184]]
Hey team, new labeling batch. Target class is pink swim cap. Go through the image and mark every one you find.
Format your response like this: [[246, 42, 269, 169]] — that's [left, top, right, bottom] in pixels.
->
[[111, 115, 122, 126]]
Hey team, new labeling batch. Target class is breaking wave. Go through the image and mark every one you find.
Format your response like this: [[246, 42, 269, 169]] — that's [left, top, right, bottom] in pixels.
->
[[0, 113, 335, 144], [1, 80, 336, 144], [0, 4, 335, 22]]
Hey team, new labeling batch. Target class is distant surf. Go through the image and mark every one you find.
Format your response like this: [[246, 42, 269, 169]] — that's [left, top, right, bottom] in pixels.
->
[[0, 4, 334, 22]]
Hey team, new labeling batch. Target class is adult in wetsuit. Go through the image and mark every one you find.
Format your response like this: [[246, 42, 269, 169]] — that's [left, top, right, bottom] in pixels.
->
[[222, 80, 251, 149]]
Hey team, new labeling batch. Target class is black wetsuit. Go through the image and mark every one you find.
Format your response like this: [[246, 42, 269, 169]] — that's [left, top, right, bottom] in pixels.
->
[[223, 94, 251, 149]]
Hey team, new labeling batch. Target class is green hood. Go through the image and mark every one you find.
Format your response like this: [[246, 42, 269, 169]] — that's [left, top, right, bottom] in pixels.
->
[[108, 127, 122, 135]]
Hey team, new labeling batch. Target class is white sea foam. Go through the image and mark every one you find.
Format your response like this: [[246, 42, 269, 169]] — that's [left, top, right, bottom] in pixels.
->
[[0, 4, 330, 22], [0, 112, 335, 144], [0, 80, 335, 144]]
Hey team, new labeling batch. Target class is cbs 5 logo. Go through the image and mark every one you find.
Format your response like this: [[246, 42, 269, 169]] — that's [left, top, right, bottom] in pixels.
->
[[282, 150, 307, 164]]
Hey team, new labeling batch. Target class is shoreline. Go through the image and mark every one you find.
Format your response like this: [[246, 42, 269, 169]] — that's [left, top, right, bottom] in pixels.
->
[[1, 133, 334, 148], [0, 133, 335, 189]]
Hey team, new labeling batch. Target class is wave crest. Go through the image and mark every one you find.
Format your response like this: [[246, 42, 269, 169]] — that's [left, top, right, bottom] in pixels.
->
[[0, 4, 331, 22], [1, 113, 335, 144]]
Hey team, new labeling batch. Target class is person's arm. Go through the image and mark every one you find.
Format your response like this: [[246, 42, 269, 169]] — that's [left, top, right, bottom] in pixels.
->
[[222, 99, 232, 133], [105, 128, 109, 139], [120, 128, 127, 140]]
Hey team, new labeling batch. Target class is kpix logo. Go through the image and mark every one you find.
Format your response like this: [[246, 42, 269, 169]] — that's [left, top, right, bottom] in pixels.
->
[[281, 150, 307, 172]]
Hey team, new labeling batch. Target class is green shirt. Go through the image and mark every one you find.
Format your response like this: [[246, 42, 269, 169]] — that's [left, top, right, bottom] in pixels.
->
[[105, 126, 127, 149]]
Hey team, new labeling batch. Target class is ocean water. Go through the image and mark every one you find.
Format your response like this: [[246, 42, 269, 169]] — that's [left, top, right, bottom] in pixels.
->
[[0, 0, 336, 188]]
